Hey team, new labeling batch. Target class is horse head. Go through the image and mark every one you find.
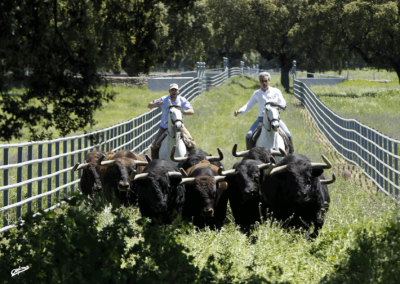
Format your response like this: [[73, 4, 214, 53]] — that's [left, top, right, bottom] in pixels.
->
[[168, 99, 184, 132], [263, 102, 281, 132]]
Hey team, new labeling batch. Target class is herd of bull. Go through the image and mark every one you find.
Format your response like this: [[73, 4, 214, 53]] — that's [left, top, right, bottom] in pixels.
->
[[72, 145, 336, 238]]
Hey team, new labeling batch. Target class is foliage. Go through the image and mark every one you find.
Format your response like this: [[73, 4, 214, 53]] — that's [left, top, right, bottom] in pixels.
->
[[0, 193, 137, 283], [321, 219, 400, 283], [0, 0, 193, 141], [303, 0, 400, 83]]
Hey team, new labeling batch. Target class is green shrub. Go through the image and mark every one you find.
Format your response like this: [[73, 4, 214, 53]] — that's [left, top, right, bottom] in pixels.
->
[[0, 193, 136, 283]]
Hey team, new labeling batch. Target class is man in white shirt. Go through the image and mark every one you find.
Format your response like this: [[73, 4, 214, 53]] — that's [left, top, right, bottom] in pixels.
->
[[234, 72, 294, 152], [147, 83, 195, 159]]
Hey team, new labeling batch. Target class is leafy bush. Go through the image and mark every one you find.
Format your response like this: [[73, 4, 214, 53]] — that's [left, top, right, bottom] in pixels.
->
[[321, 218, 400, 284], [0, 193, 136, 283]]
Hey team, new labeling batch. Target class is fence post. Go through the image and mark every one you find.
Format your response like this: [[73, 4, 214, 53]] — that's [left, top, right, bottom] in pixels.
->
[[292, 60, 296, 79], [196, 62, 202, 94], [256, 64, 259, 75], [240, 61, 244, 74]]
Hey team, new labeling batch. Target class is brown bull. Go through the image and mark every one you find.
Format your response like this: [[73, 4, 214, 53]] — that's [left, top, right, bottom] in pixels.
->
[[180, 160, 228, 229], [97, 150, 148, 206]]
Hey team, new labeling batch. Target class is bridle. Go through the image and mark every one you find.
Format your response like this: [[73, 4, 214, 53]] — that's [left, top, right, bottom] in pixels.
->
[[262, 102, 281, 132], [167, 105, 184, 138]]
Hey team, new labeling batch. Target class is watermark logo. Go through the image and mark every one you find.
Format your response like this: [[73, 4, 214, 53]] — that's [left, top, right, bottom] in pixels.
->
[[11, 266, 30, 277]]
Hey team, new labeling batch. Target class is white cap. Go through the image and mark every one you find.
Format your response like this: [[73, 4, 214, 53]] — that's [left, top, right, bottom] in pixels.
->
[[169, 83, 179, 90]]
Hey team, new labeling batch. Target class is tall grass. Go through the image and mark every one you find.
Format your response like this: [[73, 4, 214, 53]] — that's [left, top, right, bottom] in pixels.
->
[[311, 80, 400, 140]]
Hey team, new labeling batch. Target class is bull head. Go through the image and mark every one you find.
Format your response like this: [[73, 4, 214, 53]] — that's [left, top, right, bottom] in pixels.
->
[[217, 163, 274, 176], [170, 145, 224, 162], [266, 154, 332, 176]]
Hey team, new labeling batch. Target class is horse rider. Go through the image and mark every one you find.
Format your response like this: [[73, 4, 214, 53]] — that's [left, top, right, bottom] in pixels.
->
[[234, 71, 294, 153], [147, 83, 196, 159]]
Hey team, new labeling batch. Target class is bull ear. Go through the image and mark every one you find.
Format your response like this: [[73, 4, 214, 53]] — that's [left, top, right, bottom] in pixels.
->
[[232, 143, 249, 157], [206, 148, 224, 161], [311, 168, 324, 177], [145, 154, 152, 162]]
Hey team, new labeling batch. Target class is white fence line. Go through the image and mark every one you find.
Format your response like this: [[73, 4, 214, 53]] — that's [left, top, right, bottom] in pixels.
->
[[293, 72, 400, 197], [0, 59, 254, 230]]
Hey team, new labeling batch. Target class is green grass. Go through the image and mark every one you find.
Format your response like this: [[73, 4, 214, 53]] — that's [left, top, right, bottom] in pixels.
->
[[296, 68, 399, 82], [1, 75, 400, 282], [310, 80, 400, 140], [3, 85, 165, 144]]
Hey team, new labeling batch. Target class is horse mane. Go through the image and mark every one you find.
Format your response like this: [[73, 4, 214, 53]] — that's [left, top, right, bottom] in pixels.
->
[[169, 104, 184, 113]]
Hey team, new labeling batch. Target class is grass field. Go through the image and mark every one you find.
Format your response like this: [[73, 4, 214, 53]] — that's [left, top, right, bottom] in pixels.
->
[[296, 68, 399, 82], [1, 75, 400, 282], [310, 80, 400, 140]]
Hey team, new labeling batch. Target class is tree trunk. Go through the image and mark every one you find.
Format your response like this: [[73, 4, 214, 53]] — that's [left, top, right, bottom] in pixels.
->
[[392, 61, 400, 84], [281, 71, 290, 93]]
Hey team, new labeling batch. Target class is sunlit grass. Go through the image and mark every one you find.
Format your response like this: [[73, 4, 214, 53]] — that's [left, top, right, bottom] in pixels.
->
[[311, 80, 400, 140]]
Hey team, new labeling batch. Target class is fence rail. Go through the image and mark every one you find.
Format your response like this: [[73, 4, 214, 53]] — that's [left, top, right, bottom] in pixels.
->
[[293, 76, 400, 197], [0, 59, 256, 231]]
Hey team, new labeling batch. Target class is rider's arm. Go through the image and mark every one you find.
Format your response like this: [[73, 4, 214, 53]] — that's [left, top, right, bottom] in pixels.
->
[[276, 89, 287, 110], [183, 109, 194, 116], [181, 97, 194, 116], [235, 92, 258, 116], [148, 97, 165, 109]]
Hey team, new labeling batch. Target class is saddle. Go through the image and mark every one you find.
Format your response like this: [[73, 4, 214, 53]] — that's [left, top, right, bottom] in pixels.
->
[[155, 127, 196, 149]]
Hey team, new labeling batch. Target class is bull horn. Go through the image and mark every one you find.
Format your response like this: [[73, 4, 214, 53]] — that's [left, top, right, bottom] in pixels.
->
[[180, 168, 188, 178], [145, 154, 152, 162], [168, 172, 182, 178], [133, 160, 148, 166], [206, 147, 224, 161], [311, 155, 332, 169], [214, 176, 227, 183], [129, 170, 137, 181], [72, 162, 90, 171], [100, 160, 116, 166], [267, 165, 288, 175], [179, 177, 196, 185], [265, 164, 275, 175], [170, 145, 188, 162], [257, 163, 273, 170], [320, 173, 336, 185], [232, 144, 249, 157], [133, 173, 149, 181], [97, 154, 106, 166], [271, 148, 287, 157], [218, 167, 236, 176]]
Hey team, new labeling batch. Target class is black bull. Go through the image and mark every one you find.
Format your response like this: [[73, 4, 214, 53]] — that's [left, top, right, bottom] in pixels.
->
[[132, 160, 185, 224], [180, 163, 228, 229], [260, 154, 336, 238]]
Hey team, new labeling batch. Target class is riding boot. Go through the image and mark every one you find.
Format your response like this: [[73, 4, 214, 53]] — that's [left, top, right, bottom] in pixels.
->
[[288, 136, 294, 154], [151, 146, 160, 160], [246, 137, 255, 150]]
